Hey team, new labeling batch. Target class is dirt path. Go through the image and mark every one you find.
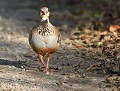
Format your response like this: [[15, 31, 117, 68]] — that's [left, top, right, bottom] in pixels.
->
[[0, 17, 112, 91]]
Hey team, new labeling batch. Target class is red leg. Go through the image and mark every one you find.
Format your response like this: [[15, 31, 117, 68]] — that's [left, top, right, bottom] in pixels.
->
[[44, 54, 51, 72], [38, 54, 44, 65]]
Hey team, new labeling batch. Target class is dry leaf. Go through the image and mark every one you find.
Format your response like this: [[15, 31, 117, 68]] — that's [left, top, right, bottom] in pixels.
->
[[109, 25, 120, 33]]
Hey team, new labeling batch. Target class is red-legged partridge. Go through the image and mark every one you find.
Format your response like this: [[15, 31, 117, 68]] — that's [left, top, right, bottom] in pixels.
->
[[29, 7, 61, 73]]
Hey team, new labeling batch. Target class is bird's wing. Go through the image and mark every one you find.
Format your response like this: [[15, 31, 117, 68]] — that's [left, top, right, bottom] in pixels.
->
[[53, 26, 62, 44]]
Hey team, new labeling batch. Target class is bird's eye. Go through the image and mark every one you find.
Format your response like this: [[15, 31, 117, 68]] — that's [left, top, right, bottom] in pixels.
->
[[41, 11, 44, 14]]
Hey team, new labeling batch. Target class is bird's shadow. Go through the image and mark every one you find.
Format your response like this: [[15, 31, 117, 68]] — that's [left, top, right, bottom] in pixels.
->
[[0, 59, 26, 68]]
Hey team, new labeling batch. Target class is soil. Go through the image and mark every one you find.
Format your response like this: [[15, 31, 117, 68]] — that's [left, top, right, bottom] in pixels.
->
[[0, 0, 120, 91]]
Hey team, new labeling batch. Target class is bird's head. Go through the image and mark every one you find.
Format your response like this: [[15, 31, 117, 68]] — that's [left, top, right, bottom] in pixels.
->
[[39, 7, 50, 21]]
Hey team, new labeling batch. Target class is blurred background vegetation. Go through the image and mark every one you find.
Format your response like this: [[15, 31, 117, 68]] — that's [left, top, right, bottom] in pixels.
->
[[0, 0, 120, 31]]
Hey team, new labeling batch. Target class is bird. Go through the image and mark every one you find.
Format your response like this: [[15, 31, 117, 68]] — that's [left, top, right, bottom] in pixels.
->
[[29, 7, 61, 73]]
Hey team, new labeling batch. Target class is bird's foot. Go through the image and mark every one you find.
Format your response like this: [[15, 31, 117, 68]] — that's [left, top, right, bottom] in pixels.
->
[[45, 71, 49, 74], [43, 69, 49, 74]]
